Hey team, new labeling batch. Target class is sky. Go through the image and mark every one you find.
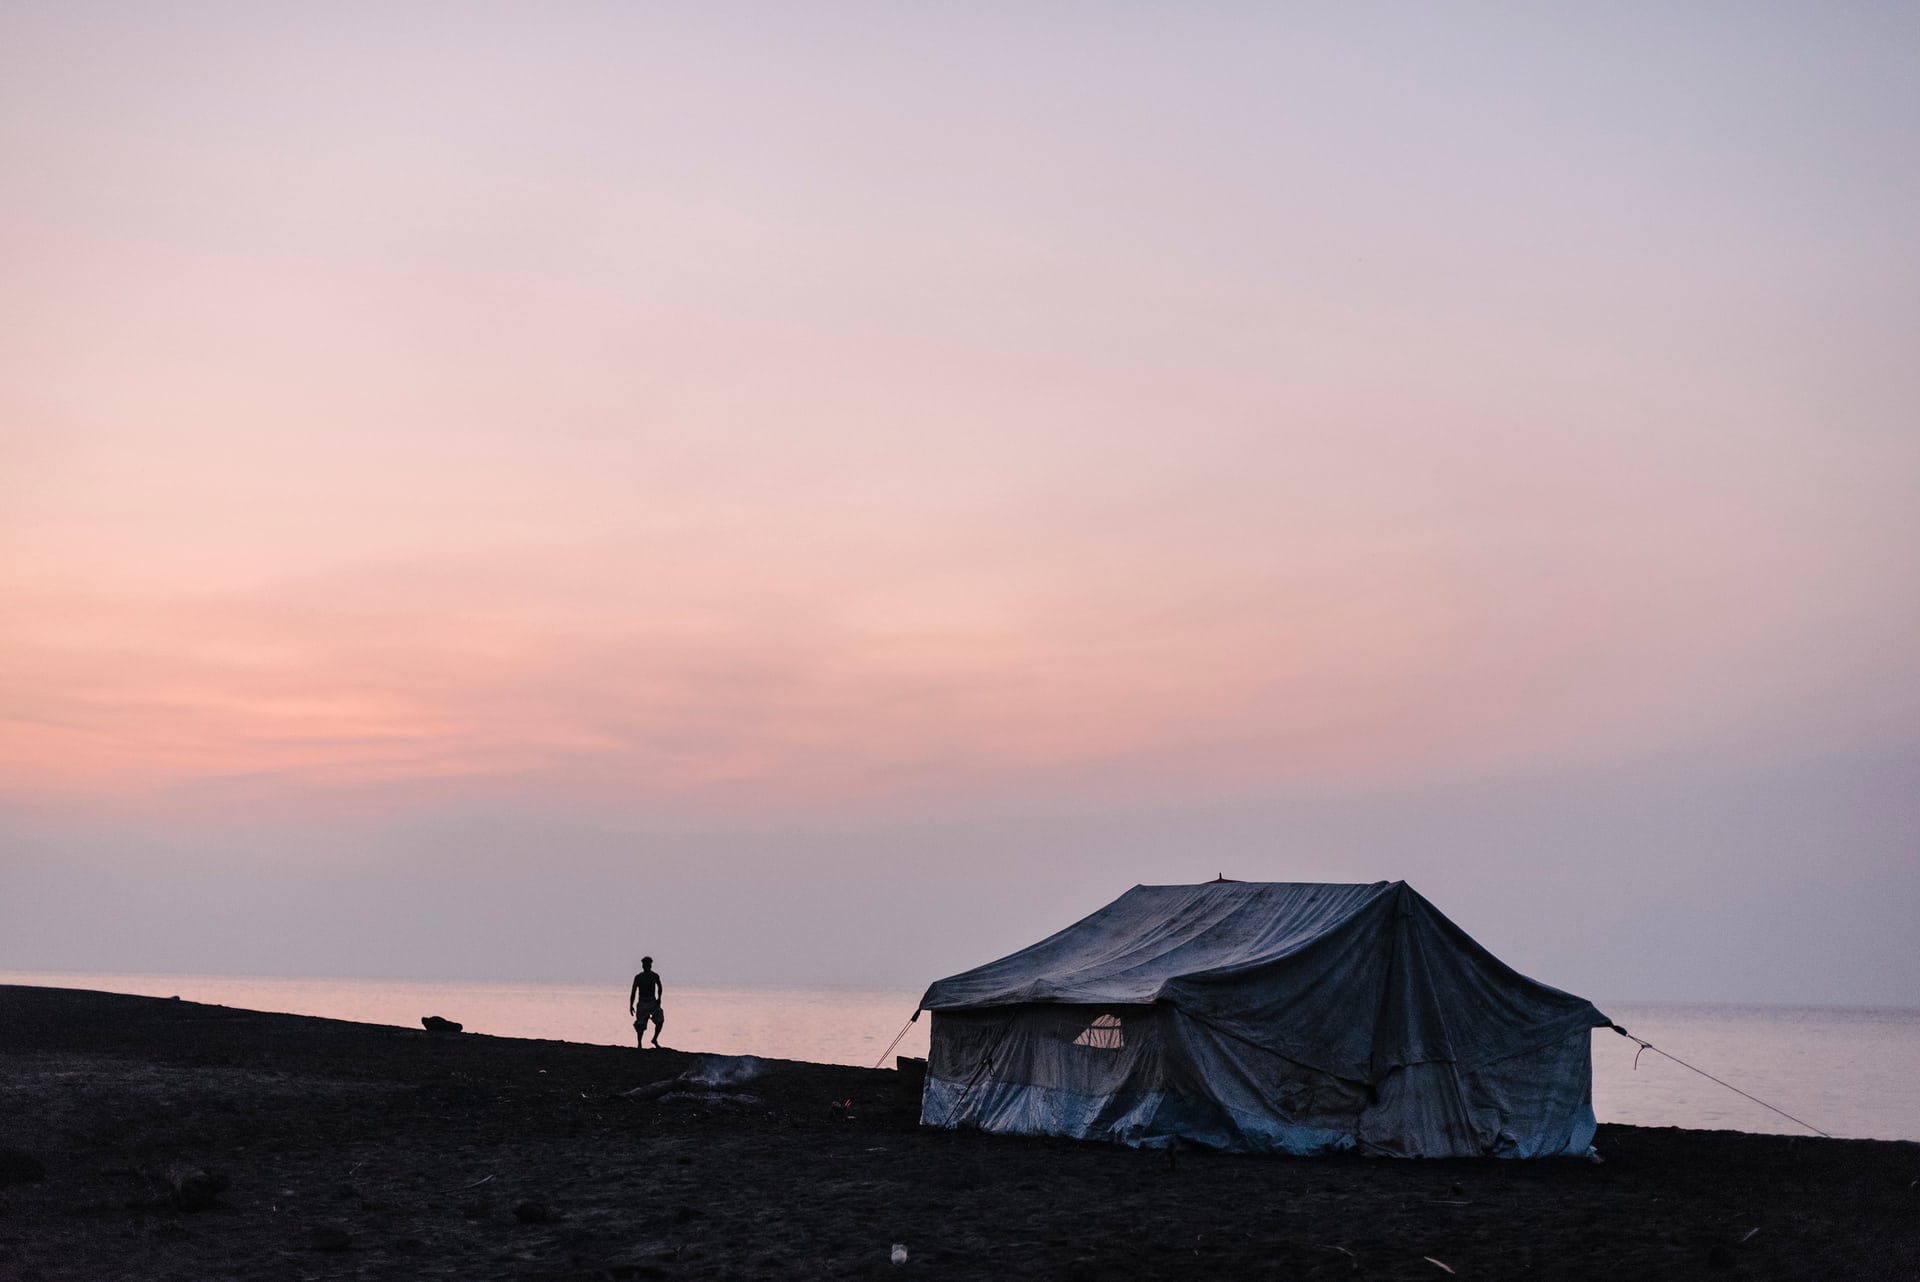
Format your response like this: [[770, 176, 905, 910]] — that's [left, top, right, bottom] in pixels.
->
[[3, 3, 1917, 1007]]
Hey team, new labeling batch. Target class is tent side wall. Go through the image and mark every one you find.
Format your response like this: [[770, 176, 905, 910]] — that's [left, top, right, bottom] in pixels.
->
[[921, 1005, 1597, 1158], [921, 1004, 1361, 1155]]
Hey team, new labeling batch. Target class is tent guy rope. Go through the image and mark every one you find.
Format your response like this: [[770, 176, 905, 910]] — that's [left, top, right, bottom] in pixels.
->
[[871, 1010, 919, 1070], [1608, 1024, 1831, 1138]]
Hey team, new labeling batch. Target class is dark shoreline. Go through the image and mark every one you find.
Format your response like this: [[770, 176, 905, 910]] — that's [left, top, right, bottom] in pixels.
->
[[2, 985, 1915, 1280]]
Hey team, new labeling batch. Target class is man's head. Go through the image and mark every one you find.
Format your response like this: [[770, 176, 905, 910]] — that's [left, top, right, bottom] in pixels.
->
[[641, 957, 653, 970]]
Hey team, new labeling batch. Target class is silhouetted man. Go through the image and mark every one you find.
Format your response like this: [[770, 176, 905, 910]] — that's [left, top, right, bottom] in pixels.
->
[[629, 957, 664, 1049]]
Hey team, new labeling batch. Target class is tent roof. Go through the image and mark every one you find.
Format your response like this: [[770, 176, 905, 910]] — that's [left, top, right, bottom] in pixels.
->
[[920, 880, 1607, 1079]]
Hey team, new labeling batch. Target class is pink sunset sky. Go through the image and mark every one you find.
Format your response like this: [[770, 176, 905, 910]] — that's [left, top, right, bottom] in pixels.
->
[[3, 4, 1917, 1003]]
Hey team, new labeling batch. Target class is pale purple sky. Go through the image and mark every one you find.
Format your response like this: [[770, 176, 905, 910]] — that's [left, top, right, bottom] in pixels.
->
[[3, 3, 1916, 1004]]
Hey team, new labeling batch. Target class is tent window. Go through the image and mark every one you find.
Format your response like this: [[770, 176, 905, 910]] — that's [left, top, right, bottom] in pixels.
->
[[1071, 1013, 1125, 1050]]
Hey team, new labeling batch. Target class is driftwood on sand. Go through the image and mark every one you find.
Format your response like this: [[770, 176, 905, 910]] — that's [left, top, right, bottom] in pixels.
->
[[620, 1073, 696, 1102], [620, 1071, 762, 1107]]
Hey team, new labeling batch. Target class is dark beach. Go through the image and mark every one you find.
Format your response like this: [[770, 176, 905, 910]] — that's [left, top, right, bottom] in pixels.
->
[[1, 986, 1914, 1280]]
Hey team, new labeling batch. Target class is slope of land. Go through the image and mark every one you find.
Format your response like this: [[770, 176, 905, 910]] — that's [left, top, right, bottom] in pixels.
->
[[1, 985, 1915, 1280]]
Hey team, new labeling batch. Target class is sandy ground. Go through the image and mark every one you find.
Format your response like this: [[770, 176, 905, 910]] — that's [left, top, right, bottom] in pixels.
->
[[1, 985, 1915, 1280]]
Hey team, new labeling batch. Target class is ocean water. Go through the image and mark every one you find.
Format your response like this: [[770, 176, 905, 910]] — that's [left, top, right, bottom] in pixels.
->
[[1, 971, 928, 1070], [5, 972, 1915, 1144], [1589, 1000, 1919, 1144]]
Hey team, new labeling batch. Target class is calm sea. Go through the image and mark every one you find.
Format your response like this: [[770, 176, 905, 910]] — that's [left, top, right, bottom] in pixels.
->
[[5, 972, 1915, 1144]]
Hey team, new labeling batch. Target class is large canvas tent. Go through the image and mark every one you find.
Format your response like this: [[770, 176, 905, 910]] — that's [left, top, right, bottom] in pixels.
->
[[918, 880, 1610, 1157]]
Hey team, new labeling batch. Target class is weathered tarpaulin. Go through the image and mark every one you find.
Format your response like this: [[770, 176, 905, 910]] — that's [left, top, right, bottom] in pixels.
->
[[919, 881, 1609, 1157]]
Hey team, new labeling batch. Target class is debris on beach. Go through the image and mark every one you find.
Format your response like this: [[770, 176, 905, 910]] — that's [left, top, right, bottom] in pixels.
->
[[513, 1199, 554, 1224], [658, 1088, 764, 1107], [0, 1148, 45, 1186], [619, 1072, 762, 1108], [421, 1015, 463, 1034], [164, 1162, 228, 1211], [622, 1074, 694, 1102], [309, 1224, 351, 1252]]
